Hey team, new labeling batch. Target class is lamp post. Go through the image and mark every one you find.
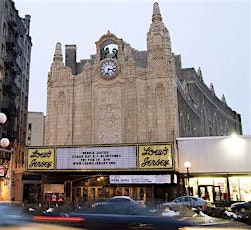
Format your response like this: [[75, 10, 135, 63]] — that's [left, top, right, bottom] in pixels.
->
[[184, 161, 191, 196], [0, 112, 13, 201]]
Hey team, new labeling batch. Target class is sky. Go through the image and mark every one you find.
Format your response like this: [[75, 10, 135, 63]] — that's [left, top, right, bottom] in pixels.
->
[[14, 0, 251, 135]]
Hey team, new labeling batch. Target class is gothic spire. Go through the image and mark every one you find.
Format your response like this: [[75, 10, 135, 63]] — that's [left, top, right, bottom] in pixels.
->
[[222, 94, 227, 105], [53, 42, 63, 63], [152, 2, 162, 23], [147, 2, 172, 62]]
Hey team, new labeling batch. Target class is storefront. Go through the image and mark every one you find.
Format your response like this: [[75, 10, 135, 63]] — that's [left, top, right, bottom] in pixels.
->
[[178, 136, 251, 203], [182, 175, 251, 203], [72, 174, 179, 203], [25, 143, 180, 204], [73, 175, 152, 202], [22, 173, 42, 204]]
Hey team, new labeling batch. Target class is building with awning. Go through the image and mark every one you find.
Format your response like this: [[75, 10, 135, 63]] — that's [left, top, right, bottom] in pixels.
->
[[177, 135, 251, 202]]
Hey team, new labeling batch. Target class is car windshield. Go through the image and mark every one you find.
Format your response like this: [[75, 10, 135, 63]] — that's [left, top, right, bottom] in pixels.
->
[[108, 198, 130, 203], [175, 197, 186, 202]]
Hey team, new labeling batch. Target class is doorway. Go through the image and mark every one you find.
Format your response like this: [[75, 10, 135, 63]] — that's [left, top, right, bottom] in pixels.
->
[[23, 184, 41, 203], [198, 185, 221, 202]]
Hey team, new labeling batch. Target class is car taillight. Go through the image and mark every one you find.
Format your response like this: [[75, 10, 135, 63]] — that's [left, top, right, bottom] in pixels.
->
[[33, 215, 84, 222]]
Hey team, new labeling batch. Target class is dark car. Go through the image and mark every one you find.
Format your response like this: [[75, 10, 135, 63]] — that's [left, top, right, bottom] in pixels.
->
[[0, 202, 83, 230], [32, 202, 250, 230], [0, 201, 32, 225], [33, 207, 195, 230], [228, 201, 251, 223], [92, 196, 146, 208], [229, 201, 251, 213]]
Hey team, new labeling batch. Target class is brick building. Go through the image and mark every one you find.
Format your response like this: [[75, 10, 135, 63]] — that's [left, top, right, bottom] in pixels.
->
[[0, 0, 31, 201]]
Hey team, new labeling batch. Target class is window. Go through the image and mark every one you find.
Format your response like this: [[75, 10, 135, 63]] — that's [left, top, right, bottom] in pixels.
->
[[1, 44, 5, 58], [2, 23, 7, 37], [0, 65, 3, 79]]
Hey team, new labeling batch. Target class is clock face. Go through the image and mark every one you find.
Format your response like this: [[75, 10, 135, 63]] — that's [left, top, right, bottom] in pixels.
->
[[100, 60, 117, 78]]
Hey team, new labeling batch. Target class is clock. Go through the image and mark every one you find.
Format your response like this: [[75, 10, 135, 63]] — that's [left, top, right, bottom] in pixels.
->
[[100, 59, 117, 78]]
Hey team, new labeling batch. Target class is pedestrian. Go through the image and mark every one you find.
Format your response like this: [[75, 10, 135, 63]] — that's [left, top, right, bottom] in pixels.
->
[[204, 191, 209, 200]]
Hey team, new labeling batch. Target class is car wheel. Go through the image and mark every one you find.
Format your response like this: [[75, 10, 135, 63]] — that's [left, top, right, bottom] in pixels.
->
[[163, 206, 172, 211], [240, 207, 246, 213]]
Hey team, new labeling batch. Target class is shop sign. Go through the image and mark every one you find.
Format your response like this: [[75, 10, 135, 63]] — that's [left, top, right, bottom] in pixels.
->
[[0, 166, 5, 176], [56, 146, 136, 170], [109, 174, 171, 184], [138, 144, 173, 169], [27, 148, 55, 170]]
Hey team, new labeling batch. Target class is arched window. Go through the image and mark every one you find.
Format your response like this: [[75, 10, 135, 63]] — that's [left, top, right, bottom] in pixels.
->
[[0, 65, 3, 79]]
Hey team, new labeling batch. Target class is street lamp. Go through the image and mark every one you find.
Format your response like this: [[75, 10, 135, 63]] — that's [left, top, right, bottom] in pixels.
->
[[0, 112, 7, 124], [184, 161, 191, 196], [0, 112, 13, 201]]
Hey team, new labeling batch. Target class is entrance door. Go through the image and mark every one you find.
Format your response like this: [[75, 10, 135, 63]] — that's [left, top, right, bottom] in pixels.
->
[[198, 185, 221, 202], [23, 184, 41, 203], [198, 185, 212, 202], [114, 187, 146, 200], [212, 186, 221, 201]]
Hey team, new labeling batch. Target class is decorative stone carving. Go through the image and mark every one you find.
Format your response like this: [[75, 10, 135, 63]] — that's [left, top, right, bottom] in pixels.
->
[[97, 88, 122, 144], [57, 91, 66, 105]]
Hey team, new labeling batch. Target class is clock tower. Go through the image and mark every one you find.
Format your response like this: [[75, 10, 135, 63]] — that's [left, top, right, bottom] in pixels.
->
[[45, 2, 179, 146], [96, 31, 122, 79]]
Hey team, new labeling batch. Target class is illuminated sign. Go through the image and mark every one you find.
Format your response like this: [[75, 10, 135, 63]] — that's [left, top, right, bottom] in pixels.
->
[[27, 148, 55, 170], [0, 166, 5, 176], [26, 144, 174, 171], [56, 146, 136, 170], [138, 144, 173, 169], [110, 175, 171, 184]]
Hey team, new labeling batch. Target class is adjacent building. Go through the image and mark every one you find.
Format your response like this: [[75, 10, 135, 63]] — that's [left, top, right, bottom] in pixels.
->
[[0, 0, 31, 201], [26, 112, 45, 146], [177, 136, 251, 203], [25, 3, 242, 204]]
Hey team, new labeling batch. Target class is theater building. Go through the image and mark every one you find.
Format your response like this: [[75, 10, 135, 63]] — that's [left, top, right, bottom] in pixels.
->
[[24, 2, 241, 204]]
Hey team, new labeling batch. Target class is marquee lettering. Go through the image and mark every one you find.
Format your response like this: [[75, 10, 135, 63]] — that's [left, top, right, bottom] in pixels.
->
[[28, 159, 52, 168], [30, 150, 52, 158], [28, 149, 54, 170], [141, 146, 169, 156], [141, 157, 170, 167]]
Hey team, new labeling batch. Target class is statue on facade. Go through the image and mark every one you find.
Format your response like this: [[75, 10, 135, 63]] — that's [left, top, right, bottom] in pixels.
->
[[100, 47, 118, 60]]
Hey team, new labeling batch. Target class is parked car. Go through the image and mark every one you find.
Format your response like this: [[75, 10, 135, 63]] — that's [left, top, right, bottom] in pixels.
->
[[229, 201, 251, 213], [92, 196, 146, 208], [161, 196, 208, 211], [224, 201, 251, 225]]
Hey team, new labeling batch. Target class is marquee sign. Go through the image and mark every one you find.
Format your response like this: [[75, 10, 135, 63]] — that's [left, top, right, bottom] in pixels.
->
[[138, 144, 173, 169], [27, 148, 55, 170], [110, 174, 171, 184], [56, 146, 137, 170], [26, 143, 174, 171], [0, 166, 5, 176]]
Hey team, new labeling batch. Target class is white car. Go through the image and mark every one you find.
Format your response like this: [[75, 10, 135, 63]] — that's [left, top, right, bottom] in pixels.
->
[[161, 196, 207, 211], [92, 196, 146, 208]]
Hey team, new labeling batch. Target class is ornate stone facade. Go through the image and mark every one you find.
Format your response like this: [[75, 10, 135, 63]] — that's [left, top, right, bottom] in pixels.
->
[[45, 2, 242, 148]]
